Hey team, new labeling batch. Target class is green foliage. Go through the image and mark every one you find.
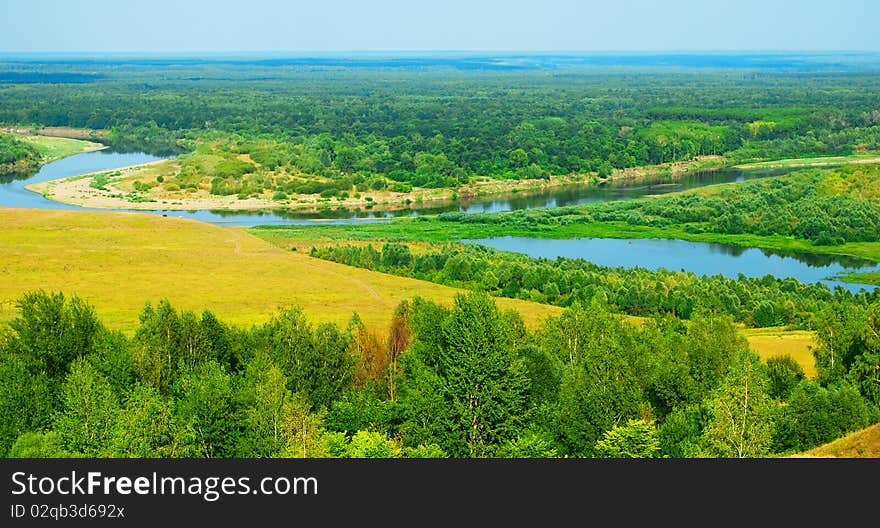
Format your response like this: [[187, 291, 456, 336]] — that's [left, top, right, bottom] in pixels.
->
[[259, 307, 356, 410], [657, 404, 710, 458], [772, 380, 873, 453], [53, 359, 119, 457], [497, 431, 559, 458], [173, 361, 239, 457], [438, 165, 880, 246], [813, 300, 880, 405], [109, 384, 193, 458], [541, 303, 645, 456], [766, 355, 806, 400], [343, 430, 400, 458], [8, 432, 69, 458], [6, 291, 103, 381], [403, 443, 448, 458], [594, 419, 661, 458], [2, 291, 878, 459], [237, 355, 291, 457], [0, 132, 41, 175], [702, 353, 776, 458], [279, 393, 329, 458], [6, 63, 880, 191], [399, 293, 531, 457], [0, 353, 53, 456]]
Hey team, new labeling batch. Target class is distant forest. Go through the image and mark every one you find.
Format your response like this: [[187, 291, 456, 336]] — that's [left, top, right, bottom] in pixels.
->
[[1, 56, 880, 196]]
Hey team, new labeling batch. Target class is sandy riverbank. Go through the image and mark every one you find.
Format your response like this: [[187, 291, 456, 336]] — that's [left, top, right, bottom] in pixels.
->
[[26, 155, 728, 214]]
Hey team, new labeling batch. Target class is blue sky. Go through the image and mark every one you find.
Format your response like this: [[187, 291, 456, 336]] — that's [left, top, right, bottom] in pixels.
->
[[1, 0, 877, 53]]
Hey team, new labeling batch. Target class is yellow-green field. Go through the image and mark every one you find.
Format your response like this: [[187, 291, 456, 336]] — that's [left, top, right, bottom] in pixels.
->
[[0, 208, 561, 334], [742, 327, 817, 377]]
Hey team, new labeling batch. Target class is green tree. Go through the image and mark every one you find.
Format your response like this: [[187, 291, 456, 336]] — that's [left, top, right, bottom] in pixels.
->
[[498, 432, 559, 458], [594, 419, 660, 458], [174, 361, 239, 457], [262, 307, 356, 410], [345, 430, 400, 458], [765, 355, 806, 400], [238, 355, 291, 457], [400, 293, 530, 457], [702, 353, 775, 458], [280, 393, 329, 458], [0, 353, 54, 455], [657, 404, 710, 458], [686, 313, 747, 399], [5, 291, 103, 381], [53, 359, 119, 456], [381, 243, 414, 268], [508, 148, 529, 169], [541, 302, 644, 456], [109, 384, 193, 457]]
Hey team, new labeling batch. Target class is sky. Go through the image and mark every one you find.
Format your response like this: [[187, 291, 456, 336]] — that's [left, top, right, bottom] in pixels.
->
[[0, 0, 878, 53]]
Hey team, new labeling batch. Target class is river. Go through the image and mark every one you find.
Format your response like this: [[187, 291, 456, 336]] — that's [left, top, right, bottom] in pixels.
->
[[461, 236, 880, 293], [2, 148, 876, 291], [1, 148, 789, 226]]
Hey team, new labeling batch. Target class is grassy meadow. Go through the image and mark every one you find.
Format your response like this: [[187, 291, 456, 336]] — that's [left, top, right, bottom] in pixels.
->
[[741, 328, 817, 378], [800, 423, 880, 458], [0, 208, 560, 334], [15, 134, 104, 163]]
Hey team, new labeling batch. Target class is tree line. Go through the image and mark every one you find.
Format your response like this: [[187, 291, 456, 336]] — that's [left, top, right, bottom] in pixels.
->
[[2, 290, 877, 458], [310, 242, 873, 328], [2, 65, 880, 192]]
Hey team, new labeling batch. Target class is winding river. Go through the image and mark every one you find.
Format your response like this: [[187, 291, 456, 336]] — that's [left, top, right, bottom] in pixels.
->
[[1, 148, 789, 225], [1, 148, 877, 291]]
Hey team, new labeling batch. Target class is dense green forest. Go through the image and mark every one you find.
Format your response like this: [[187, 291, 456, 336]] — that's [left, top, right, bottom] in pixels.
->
[[1, 291, 878, 458], [310, 242, 874, 327], [2, 59, 880, 199]]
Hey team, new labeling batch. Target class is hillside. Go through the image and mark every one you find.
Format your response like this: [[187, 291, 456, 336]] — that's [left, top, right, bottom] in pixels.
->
[[0, 208, 561, 333], [800, 423, 880, 458]]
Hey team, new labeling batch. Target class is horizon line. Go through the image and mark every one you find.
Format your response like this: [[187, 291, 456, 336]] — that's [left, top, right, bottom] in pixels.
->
[[2, 49, 879, 56]]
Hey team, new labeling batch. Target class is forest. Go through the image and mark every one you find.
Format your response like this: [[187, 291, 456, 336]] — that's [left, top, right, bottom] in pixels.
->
[[2, 58, 880, 202], [2, 290, 877, 458]]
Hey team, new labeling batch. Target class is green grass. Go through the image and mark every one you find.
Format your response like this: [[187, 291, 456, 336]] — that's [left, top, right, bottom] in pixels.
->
[[0, 208, 560, 334], [15, 134, 104, 163], [735, 153, 880, 170]]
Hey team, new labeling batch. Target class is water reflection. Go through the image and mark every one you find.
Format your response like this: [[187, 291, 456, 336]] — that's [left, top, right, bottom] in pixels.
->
[[461, 236, 880, 293]]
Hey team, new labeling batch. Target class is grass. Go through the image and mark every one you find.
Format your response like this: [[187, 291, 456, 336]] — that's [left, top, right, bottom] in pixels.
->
[[735, 153, 880, 170], [0, 208, 560, 334], [741, 328, 817, 378], [798, 423, 880, 458], [15, 134, 104, 163]]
